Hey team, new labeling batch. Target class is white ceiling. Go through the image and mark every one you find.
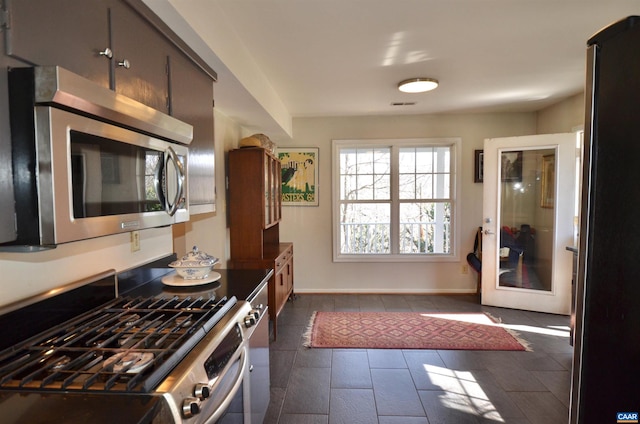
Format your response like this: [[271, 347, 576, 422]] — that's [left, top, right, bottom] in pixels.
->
[[147, 1, 639, 141]]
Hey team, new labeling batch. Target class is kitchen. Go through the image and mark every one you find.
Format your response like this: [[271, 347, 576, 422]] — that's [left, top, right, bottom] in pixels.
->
[[0, 1, 639, 423]]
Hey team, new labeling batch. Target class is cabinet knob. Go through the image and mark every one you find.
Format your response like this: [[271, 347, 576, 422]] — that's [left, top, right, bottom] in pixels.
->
[[117, 59, 131, 69], [99, 48, 113, 59]]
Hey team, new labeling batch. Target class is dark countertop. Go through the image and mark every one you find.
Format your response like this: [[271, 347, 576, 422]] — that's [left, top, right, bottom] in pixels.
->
[[119, 267, 273, 304]]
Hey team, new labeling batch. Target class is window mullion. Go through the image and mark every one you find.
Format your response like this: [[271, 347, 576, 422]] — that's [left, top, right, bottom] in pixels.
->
[[390, 145, 399, 255]]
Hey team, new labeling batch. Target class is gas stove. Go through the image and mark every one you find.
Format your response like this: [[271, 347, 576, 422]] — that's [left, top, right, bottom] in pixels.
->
[[0, 267, 271, 423], [0, 295, 236, 394]]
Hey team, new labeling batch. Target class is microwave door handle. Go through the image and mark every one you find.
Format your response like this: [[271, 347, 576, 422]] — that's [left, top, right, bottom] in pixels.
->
[[165, 146, 185, 217]]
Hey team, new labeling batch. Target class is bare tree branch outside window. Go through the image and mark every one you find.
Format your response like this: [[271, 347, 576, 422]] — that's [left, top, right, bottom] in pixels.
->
[[337, 142, 453, 257]]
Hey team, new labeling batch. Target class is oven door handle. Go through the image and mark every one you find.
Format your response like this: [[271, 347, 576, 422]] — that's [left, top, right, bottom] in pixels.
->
[[205, 344, 249, 424]]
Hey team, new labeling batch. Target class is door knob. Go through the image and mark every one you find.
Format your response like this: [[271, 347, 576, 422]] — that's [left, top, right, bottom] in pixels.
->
[[484, 229, 495, 235]]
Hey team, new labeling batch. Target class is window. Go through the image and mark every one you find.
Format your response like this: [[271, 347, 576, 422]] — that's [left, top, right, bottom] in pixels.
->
[[332, 138, 460, 262]]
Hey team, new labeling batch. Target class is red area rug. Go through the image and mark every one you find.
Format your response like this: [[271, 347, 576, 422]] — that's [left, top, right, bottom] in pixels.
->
[[304, 311, 528, 351]]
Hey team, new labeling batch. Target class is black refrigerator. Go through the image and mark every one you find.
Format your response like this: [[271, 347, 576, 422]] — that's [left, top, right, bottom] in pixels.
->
[[571, 15, 640, 424]]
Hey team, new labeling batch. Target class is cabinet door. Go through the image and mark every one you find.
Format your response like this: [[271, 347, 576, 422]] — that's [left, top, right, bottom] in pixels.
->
[[264, 154, 282, 228], [274, 249, 293, 311], [274, 267, 290, 315], [283, 254, 293, 298], [0, 50, 22, 243], [109, 0, 170, 112], [272, 157, 282, 223], [169, 49, 216, 213], [6, 0, 111, 88], [274, 268, 284, 312]]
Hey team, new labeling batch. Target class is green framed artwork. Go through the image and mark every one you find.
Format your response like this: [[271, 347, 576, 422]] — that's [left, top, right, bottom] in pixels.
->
[[278, 147, 319, 206]]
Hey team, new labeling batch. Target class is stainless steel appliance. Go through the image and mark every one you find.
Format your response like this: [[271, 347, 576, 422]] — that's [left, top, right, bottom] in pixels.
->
[[0, 269, 270, 423], [3, 66, 192, 251], [570, 15, 640, 424]]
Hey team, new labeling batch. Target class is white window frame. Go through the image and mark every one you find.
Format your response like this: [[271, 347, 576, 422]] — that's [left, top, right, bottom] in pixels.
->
[[332, 138, 461, 263]]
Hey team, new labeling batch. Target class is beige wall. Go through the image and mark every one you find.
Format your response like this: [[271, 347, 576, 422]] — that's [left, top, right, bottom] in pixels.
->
[[0, 227, 173, 307], [537, 92, 585, 133], [270, 93, 584, 294], [0, 95, 586, 307], [278, 112, 538, 293]]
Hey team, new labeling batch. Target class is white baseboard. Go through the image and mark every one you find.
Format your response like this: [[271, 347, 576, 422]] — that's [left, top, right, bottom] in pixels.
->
[[292, 288, 477, 295]]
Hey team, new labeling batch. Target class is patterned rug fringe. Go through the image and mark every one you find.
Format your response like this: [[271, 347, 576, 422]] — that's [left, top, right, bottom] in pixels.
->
[[485, 312, 502, 323], [506, 329, 532, 352], [485, 312, 532, 351], [302, 310, 317, 348]]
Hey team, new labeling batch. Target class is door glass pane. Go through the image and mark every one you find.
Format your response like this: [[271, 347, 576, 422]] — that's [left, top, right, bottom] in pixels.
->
[[498, 149, 555, 291]]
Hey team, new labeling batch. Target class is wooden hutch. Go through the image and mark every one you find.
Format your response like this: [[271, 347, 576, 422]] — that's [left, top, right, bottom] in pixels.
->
[[227, 146, 294, 339]]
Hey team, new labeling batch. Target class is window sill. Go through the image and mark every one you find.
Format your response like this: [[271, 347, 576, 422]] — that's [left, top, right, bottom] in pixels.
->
[[333, 254, 460, 263]]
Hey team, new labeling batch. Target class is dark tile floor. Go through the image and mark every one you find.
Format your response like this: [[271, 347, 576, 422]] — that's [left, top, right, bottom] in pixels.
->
[[264, 294, 573, 424]]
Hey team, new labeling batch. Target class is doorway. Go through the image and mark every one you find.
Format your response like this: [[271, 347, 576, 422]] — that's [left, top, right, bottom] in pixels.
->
[[481, 133, 576, 314]]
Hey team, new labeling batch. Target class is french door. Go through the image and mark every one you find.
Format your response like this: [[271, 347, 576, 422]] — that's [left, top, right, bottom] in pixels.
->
[[481, 133, 577, 314]]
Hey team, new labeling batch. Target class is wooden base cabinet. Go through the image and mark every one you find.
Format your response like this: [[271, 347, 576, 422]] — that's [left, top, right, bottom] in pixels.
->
[[230, 243, 294, 340]]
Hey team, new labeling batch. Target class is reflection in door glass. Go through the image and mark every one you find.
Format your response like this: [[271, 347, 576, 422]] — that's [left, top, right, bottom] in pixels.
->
[[498, 149, 555, 291]]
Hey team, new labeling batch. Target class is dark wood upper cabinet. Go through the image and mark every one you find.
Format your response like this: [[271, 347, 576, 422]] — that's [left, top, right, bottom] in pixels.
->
[[169, 49, 216, 213], [7, 0, 174, 113], [109, 0, 170, 112], [5, 0, 112, 89], [4, 0, 218, 213]]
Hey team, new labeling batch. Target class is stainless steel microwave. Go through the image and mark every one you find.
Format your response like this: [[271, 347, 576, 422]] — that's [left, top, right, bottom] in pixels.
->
[[3, 66, 192, 250]]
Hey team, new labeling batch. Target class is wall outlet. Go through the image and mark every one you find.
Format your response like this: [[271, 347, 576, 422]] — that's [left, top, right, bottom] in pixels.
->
[[130, 231, 140, 252], [461, 264, 469, 274]]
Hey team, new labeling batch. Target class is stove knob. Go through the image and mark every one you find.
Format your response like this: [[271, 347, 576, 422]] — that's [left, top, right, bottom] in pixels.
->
[[244, 315, 256, 328], [182, 397, 201, 418], [250, 309, 260, 320], [194, 383, 211, 400]]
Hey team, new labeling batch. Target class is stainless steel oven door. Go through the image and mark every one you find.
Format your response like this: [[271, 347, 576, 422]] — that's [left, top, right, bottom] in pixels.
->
[[156, 302, 253, 424], [208, 344, 249, 424]]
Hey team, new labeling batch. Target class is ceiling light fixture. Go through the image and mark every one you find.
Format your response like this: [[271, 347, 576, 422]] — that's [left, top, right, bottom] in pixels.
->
[[397, 78, 439, 93]]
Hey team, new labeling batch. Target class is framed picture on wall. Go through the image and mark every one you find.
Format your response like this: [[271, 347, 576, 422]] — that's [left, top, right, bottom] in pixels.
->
[[277, 147, 319, 206], [474, 150, 484, 183]]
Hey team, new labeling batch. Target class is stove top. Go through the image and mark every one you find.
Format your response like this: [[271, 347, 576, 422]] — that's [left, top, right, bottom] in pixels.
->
[[0, 295, 236, 394], [0, 262, 272, 423]]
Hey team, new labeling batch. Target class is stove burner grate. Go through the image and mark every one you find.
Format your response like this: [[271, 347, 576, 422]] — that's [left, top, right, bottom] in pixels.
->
[[0, 295, 236, 393]]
